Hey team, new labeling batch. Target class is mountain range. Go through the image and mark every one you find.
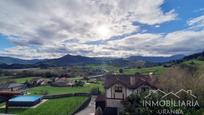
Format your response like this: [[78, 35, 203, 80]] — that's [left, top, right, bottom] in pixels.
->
[[0, 57, 41, 65], [127, 54, 185, 63], [0, 54, 186, 67]]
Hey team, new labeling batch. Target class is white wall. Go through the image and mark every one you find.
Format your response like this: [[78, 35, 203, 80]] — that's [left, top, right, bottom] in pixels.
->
[[106, 84, 152, 98], [127, 89, 133, 96], [106, 88, 111, 98], [106, 99, 123, 108]]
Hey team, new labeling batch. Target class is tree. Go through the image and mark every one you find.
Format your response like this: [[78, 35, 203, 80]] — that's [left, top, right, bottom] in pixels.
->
[[157, 64, 204, 100], [0, 69, 3, 76], [198, 56, 204, 61], [135, 72, 141, 76], [119, 68, 124, 74], [75, 80, 84, 87], [83, 76, 89, 82], [120, 94, 151, 115], [137, 66, 142, 69]]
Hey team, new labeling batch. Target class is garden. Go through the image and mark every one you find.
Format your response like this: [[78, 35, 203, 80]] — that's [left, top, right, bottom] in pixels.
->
[[0, 96, 87, 115]]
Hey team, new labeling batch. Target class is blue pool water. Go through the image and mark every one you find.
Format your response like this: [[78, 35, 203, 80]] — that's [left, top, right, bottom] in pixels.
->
[[9, 96, 42, 102]]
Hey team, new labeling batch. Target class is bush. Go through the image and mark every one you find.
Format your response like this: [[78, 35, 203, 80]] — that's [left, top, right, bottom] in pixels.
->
[[75, 80, 84, 87], [90, 87, 100, 95], [198, 56, 204, 61]]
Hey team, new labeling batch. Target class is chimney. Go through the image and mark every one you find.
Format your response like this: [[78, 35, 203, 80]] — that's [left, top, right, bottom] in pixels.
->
[[130, 76, 135, 86]]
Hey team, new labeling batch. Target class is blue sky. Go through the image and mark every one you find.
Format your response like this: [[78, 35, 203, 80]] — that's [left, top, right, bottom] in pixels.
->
[[0, 0, 204, 59], [0, 34, 14, 50], [139, 0, 204, 34]]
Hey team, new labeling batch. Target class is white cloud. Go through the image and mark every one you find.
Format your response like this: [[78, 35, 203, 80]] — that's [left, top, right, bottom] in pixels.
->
[[187, 15, 204, 29], [0, 46, 66, 59], [194, 8, 204, 13], [103, 30, 204, 57], [1, 29, 204, 59], [0, 0, 176, 43], [0, 0, 182, 59]]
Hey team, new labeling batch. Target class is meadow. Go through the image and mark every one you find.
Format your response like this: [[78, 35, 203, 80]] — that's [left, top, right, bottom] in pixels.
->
[[0, 75, 104, 95], [15, 77, 37, 83], [27, 83, 103, 95], [123, 66, 166, 75]]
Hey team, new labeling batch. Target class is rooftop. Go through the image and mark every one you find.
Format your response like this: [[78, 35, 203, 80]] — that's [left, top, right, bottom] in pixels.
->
[[104, 74, 156, 89]]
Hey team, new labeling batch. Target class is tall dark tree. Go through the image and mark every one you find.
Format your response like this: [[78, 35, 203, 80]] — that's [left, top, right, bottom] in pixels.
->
[[119, 68, 123, 74]]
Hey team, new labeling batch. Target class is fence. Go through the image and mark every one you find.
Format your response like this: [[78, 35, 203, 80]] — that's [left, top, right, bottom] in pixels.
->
[[71, 96, 92, 115], [43, 92, 90, 99]]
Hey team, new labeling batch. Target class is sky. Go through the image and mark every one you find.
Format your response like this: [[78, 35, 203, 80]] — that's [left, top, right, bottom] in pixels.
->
[[0, 0, 204, 59]]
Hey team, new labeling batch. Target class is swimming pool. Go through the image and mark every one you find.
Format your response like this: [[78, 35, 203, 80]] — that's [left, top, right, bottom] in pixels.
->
[[8, 95, 43, 107]]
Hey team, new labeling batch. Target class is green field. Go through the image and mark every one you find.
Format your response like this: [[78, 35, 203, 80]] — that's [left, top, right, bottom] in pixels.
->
[[0, 96, 87, 115], [27, 83, 103, 95], [123, 66, 166, 75], [15, 77, 37, 83], [183, 59, 204, 67], [0, 76, 36, 84]]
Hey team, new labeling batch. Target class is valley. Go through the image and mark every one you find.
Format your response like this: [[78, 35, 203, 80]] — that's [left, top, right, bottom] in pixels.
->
[[0, 52, 204, 115]]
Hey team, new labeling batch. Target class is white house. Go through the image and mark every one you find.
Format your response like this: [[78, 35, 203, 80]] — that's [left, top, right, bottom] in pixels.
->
[[104, 74, 156, 109]]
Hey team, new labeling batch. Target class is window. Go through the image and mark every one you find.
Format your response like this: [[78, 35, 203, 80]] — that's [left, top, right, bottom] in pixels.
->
[[141, 87, 149, 92], [115, 85, 122, 92]]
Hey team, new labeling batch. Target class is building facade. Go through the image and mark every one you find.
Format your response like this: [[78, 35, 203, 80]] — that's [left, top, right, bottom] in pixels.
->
[[104, 74, 156, 113]]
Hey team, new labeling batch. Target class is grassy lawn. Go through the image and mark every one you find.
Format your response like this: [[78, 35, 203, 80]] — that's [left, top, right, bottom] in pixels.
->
[[0, 76, 16, 83], [0, 102, 5, 107], [0, 76, 36, 83], [85, 64, 119, 72], [0, 108, 27, 114], [183, 59, 204, 64], [27, 83, 103, 95], [0, 76, 15, 80], [182, 59, 204, 73], [183, 59, 204, 68], [22, 96, 87, 115], [123, 66, 166, 75], [0, 96, 87, 115], [14, 77, 36, 83]]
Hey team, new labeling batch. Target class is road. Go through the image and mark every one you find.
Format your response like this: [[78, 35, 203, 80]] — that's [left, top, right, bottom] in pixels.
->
[[75, 96, 96, 115], [87, 74, 105, 79]]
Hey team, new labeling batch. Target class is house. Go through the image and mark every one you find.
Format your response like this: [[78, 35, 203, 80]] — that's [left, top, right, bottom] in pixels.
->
[[103, 74, 156, 114], [95, 95, 106, 111], [31, 78, 50, 86], [51, 77, 75, 87], [0, 83, 26, 92]]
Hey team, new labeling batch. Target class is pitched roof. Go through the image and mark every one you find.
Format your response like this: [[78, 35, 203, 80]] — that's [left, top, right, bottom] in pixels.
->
[[0, 91, 21, 98], [104, 74, 156, 89], [95, 95, 105, 102], [0, 84, 8, 89], [0, 83, 25, 89]]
